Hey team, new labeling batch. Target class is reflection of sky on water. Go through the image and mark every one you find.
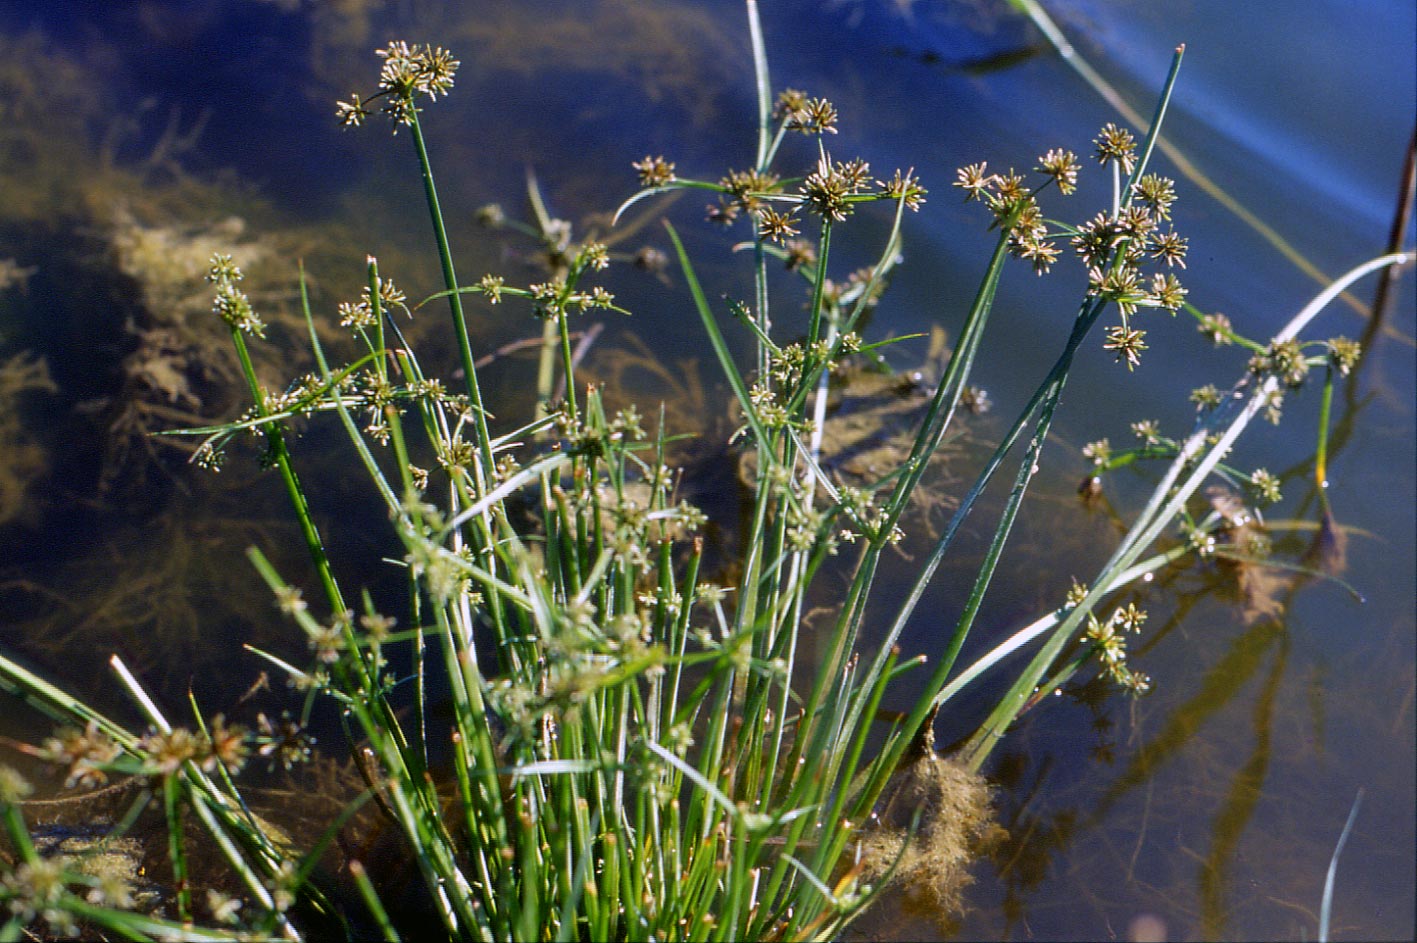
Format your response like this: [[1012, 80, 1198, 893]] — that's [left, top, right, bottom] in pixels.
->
[[1065, 0, 1414, 228], [0, 1, 1411, 940]]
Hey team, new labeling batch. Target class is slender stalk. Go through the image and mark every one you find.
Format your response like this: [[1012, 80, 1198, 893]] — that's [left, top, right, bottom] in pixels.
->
[[229, 328, 345, 617], [1319, 789, 1364, 943], [349, 861, 401, 943], [961, 252, 1410, 769], [1007, 0, 1370, 316], [747, 0, 772, 171], [163, 775, 192, 923], [406, 104, 496, 483]]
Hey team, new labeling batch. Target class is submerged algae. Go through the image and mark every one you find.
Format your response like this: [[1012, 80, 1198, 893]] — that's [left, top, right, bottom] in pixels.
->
[[0, 352, 56, 529]]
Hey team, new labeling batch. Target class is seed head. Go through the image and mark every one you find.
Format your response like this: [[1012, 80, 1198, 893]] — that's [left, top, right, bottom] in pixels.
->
[[1088, 265, 1147, 316], [877, 167, 927, 210], [953, 162, 996, 201], [1037, 148, 1080, 195], [256, 713, 315, 771], [1148, 272, 1187, 311], [772, 88, 809, 121], [1249, 467, 1283, 504], [1130, 419, 1162, 444], [1149, 229, 1188, 268], [140, 727, 203, 778], [1094, 122, 1138, 174], [1082, 438, 1112, 466], [208, 715, 250, 773], [1011, 228, 1060, 275], [1198, 312, 1233, 345], [706, 198, 741, 226], [633, 155, 676, 188], [992, 170, 1029, 209], [783, 238, 817, 271], [0, 765, 31, 803], [1072, 212, 1119, 268], [41, 723, 121, 789], [1251, 338, 1310, 388], [1103, 324, 1149, 370], [478, 274, 505, 303], [757, 206, 801, 244], [784, 96, 839, 135], [377, 41, 458, 99], [1327, 336, 1361, 375], [1116, 205, 1157, 239], [801, 156, 858, 222], [336, 94, 369, 127], [1132, 174, 1177, 219], [1189, 384, 1222, 410]]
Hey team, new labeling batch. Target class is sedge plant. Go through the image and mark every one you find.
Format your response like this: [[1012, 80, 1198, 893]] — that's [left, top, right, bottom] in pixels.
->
[[0, 5, 1408, 941]]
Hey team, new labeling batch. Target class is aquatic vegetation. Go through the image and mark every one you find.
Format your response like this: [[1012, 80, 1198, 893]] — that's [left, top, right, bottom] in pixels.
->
[[0, 513, 303, 691], [0, 352, 55, 528], [0, 259, 37, 294], [856, 751, 996, 921], [0, 5, 1407, 942]]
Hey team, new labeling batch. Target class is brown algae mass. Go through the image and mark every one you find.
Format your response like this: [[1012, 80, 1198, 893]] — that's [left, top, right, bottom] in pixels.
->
[[857, 753, 998, 925]]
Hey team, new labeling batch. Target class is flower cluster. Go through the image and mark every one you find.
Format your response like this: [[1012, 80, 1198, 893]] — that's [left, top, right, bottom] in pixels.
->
[[254, 712, 315, 771], [1197, 311, 1234, 345], [638, 94, 923, 245], [550, 401, 649, 461], [955, 127, 1190, 369], [37, 722, 122, 789], [1243, 334, 1356, 423], [1248, 338, 1311, 389], [38, 715, 254, 788], [877, 167, 928, 211], [792, 153, 925, 234], [1083, 602, 1151, 693], [832, 484, 900, 546], [1093, 122, 1138, 174], [775, 89, 839, 135], [207, 253, 266, 337], [528, 278, 619, 321], [1247, 467, 1282, 505], [714, 168, 782, 224], [2, 858, 76, 938], [1326, 336, 1362, 375], [138, 717, 250, 778], [472, 243, 622, 321], [337, 40, 459, 129], [338, 269, 409, 331], [802, 155, 871, 222], [633, 155, 676, 188]]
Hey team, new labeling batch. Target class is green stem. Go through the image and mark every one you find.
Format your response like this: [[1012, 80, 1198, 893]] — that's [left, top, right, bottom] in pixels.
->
[[805, 218, 833, 354], [746, 0, 772, 171], [230, 329, 344, 617], [407, 102, 496, 485], [350, 861, 401, 942], [558, 308, 579, 418], [163, 775, 192, 923]]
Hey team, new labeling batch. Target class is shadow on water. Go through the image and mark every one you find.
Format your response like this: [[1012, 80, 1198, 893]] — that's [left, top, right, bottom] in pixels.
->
[[0, 1, 1411, 940]]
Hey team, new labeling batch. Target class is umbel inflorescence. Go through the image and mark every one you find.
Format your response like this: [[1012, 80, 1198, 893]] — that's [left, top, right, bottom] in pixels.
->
[[954, 123, 1189, 371], [337, 40, 459, 129]]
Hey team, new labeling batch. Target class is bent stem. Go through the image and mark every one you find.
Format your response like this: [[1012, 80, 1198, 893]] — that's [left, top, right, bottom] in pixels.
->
[[961, 251, 1411, 770]]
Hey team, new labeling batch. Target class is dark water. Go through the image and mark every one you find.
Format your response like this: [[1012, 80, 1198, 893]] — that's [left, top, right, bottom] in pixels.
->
[[0, 1, 1411, 939]]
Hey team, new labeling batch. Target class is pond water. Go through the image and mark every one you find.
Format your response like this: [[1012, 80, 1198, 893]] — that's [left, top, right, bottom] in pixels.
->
[[0, 1, 1411, 940]]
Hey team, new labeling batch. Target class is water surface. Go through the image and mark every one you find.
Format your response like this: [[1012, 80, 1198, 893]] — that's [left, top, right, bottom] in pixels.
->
[[0, 1, 1411, 939]]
